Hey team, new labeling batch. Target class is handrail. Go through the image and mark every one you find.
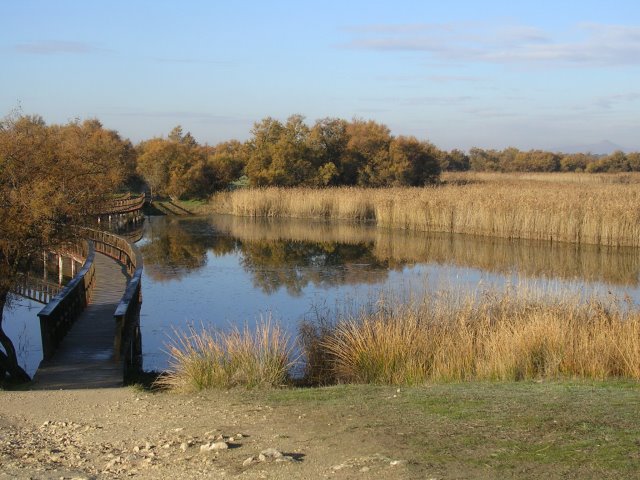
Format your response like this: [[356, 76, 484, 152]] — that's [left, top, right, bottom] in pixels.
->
[[83, 228, 144, 378], [37, 241, 96, 360], [14, 276, 62, 304], [98, 194, 146, 215], [84, 229, 139, 276]]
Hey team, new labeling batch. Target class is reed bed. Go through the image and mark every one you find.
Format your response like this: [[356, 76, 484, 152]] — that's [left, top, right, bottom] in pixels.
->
[[302, 288, 640, 385], [156, 319, 293, 391], [206, 174, 640, 247], [159, 287, 640, 389]]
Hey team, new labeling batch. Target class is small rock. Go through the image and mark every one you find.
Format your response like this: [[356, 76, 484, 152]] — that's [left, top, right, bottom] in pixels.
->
[[360, 466, 370, 472], [258, 454, 266, 462], [242, 456, 254, 467], [235, 433, 244, 439], [260, 448, 283, 459], [200, 441, 228, 452], [180, 442, 188, 452]]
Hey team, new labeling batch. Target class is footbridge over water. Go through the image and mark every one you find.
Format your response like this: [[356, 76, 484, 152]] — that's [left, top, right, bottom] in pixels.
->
[[30, 228, 144, 389]]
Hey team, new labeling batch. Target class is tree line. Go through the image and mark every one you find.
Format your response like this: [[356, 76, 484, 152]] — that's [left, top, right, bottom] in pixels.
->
[[137, 115, 442, 199], [136, 116, 640, 200], [451, 147, 640, 174]]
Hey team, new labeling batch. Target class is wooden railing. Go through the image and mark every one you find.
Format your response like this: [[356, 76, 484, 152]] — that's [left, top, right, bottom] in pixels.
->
[[84, 228, 143, 378], [14, 277, 62, 304], [37, 241, 96, 360], [99, 194, 146, 215], [85, 229, 138, 276]]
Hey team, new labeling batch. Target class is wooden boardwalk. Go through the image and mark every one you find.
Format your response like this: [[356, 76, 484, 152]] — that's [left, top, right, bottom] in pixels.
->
[[32, 253, 129, 389]]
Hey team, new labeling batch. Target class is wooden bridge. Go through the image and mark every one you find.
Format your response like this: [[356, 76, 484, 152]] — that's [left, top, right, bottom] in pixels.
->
[[31, 228, 143, 389], [96, 193, 146, 226]]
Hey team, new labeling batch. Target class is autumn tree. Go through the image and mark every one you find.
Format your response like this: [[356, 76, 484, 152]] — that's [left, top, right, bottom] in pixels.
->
[[203, 140, 246, 190], [386, 136, 441, 185], [560, 153, 596, 172], [441, 149, 470, 171], [344, 119, 392, 186], [137, 126, 214, 199], [308, 118, 349, 186], [0, 114, 130, 382], [508, 150, 560, 172], [469, 147, 501, 171], [245, 115, 314, 186]]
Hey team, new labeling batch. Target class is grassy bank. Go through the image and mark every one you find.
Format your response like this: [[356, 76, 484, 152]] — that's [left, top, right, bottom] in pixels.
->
[[188, 172, 640, 247], [263, 381, 640, 479]]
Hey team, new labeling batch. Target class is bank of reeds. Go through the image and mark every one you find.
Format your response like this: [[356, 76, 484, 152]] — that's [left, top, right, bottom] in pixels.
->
[[204, 174, 640, 247], [302, 289, 640, 385], [156, 319, 293, 391], [160, 287, 640, 389]]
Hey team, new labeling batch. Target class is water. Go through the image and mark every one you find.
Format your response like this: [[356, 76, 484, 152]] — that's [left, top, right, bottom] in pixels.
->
[[5, 214, 640, 376]]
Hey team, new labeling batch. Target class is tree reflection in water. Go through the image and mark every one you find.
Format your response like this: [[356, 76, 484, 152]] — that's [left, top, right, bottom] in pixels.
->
[[140, 217, 397, 293], [140, 214, 640, 293]]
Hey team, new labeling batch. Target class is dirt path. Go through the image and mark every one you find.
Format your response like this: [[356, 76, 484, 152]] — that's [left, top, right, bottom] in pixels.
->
[[1, 387, 414, 480]]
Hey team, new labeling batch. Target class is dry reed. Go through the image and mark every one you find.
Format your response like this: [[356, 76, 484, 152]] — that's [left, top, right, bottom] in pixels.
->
[[157, 287, 640, 388], [204, 173, 640, 247], [304, 288, 640, 385], [156, 318, 293, 391]]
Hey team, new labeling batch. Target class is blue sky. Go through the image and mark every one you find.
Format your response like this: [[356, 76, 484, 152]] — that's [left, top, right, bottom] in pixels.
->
[[2, 0, 639, 150]]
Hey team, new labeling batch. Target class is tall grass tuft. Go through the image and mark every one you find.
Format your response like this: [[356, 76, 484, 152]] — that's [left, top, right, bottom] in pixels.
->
[[305, 288, 640, 385], [156, 318, 294, 391]]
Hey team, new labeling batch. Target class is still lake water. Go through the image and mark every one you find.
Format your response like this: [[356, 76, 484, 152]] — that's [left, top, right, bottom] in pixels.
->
[[6, 214, 640, 375]]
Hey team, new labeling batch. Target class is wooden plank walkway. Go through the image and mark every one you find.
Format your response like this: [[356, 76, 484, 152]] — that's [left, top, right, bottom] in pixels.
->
[[31, 253, 129, 389]]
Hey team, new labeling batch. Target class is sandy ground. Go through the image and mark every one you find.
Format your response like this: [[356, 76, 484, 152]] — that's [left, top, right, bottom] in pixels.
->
[[1, 387, 416, 480]]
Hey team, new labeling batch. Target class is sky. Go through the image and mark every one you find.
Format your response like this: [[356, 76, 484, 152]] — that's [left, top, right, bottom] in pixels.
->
[[1, 0, 639, 151]]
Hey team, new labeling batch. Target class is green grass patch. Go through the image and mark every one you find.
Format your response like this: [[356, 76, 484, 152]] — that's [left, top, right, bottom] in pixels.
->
[[263, 381, 640, 478]]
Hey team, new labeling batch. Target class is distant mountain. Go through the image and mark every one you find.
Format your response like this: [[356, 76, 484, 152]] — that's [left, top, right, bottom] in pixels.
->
[[554, 140, 629, 155]]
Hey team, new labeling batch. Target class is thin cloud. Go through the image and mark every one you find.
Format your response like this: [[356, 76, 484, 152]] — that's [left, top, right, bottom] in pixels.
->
[[340, 22, 640, 67], [151, 57, 234, 66], [359, 95, 474, 107], [376, 74, 483, 83], [595, 92, 640, 110], [342, 23, 457, 34], [14, 40, 107, 55]]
